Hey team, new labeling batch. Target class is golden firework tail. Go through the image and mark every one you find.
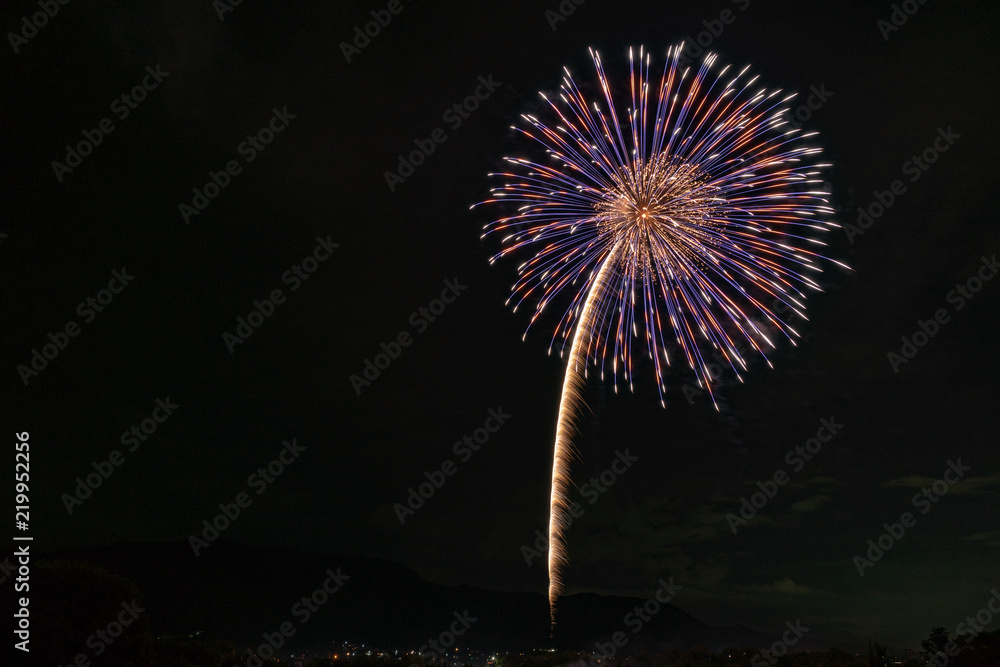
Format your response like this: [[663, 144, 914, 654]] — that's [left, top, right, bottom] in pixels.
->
[[547, 241, 621, 633]]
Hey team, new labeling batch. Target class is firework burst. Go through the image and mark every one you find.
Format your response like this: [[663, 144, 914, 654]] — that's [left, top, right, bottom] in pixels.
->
[[474, 43, 847, 632]]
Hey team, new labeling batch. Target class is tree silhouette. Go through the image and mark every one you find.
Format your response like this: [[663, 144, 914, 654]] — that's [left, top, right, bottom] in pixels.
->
[[865, 639, 888, 667], [952, 628, 1000, 667], [921, 627, 951, 656]]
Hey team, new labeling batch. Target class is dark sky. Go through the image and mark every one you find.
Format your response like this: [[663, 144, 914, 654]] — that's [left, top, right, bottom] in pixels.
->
[[4, 0, 999, 653]]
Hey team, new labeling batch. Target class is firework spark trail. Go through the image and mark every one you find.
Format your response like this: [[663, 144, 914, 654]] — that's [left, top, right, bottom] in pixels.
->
[[546, 240, 622, 630], [475, 42, 847, 632]]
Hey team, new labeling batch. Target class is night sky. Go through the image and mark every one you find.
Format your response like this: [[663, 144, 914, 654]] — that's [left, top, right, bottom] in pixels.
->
[[4, 0, 999, 654]]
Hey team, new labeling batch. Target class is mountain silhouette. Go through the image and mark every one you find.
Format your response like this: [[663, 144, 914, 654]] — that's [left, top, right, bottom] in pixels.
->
[[41, 541, 775, 654]]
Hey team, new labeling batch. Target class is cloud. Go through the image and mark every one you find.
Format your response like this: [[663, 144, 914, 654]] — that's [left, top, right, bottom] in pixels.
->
[[789, 494, 833, 513], [735, 577, 816, 596], [962, 529, 1000, 547], [789, 475, 841, 490], [884, 471, 1000, 495]]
